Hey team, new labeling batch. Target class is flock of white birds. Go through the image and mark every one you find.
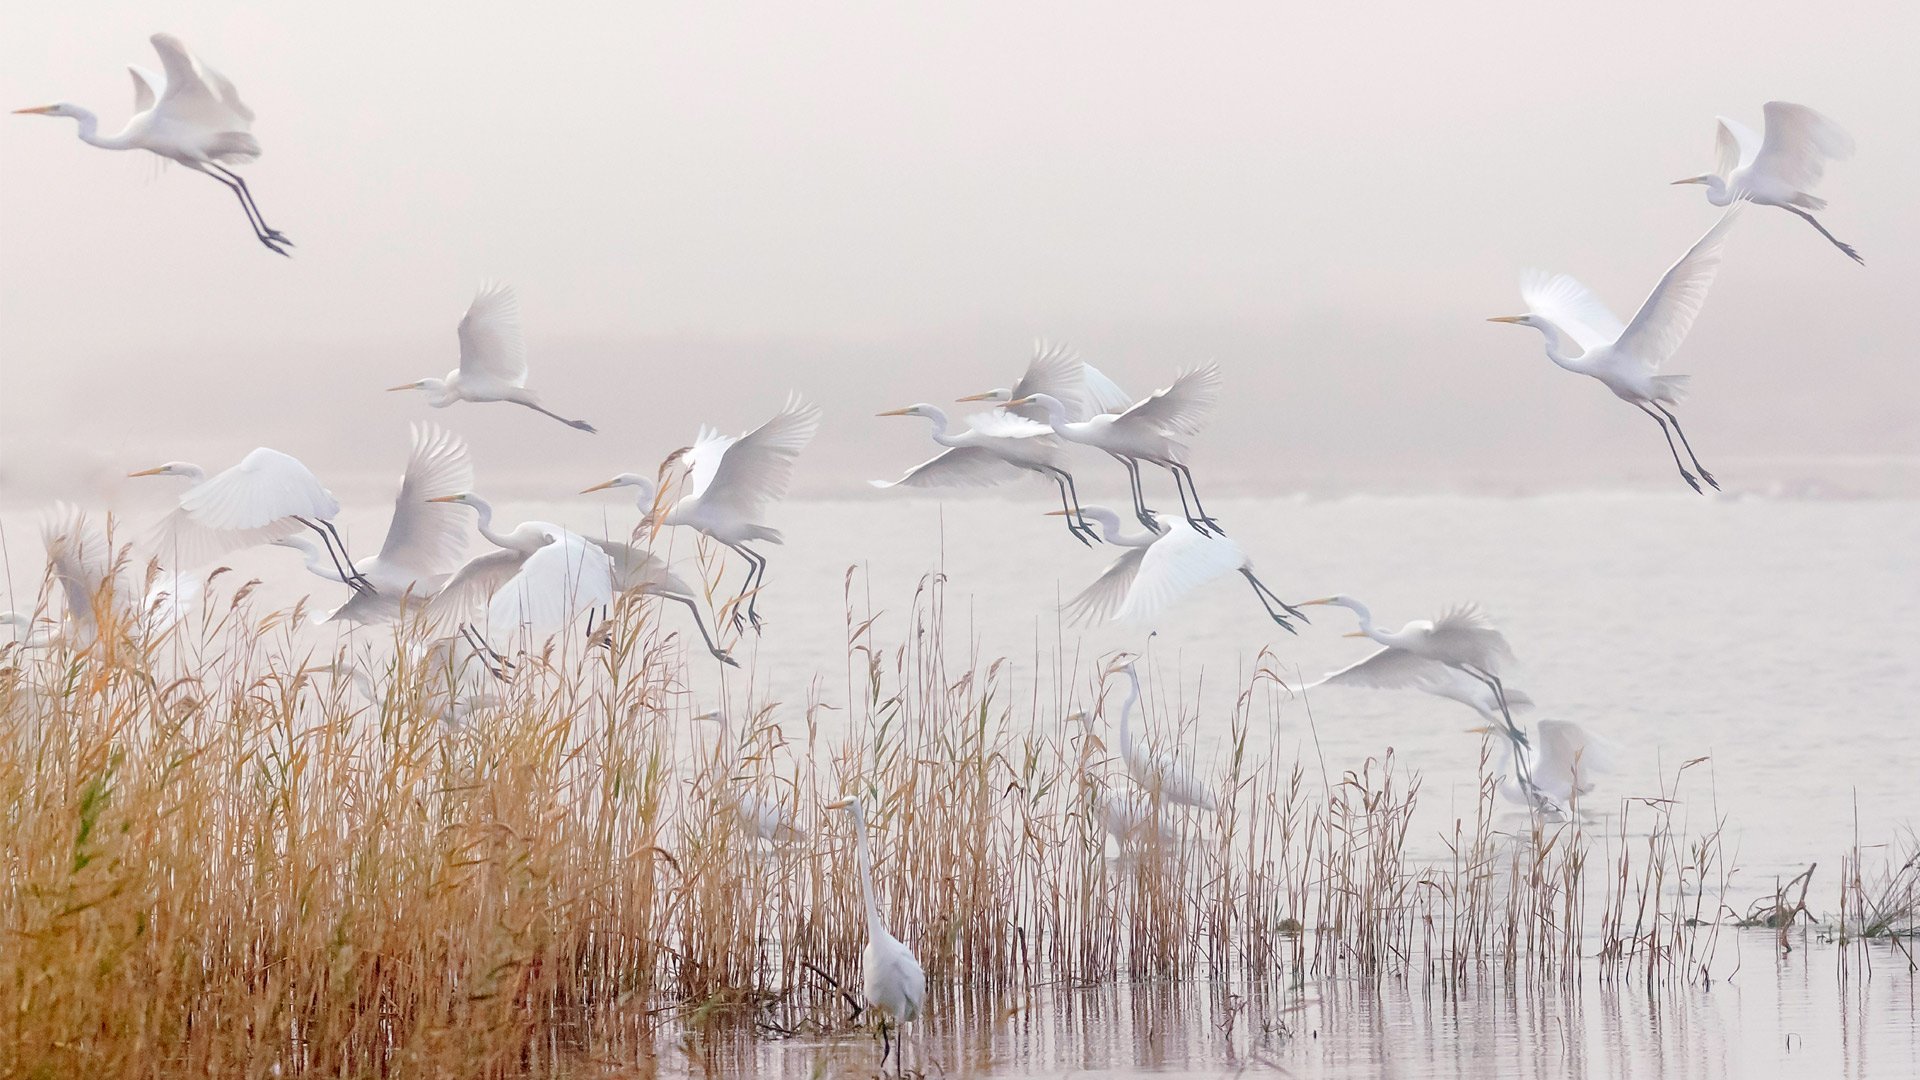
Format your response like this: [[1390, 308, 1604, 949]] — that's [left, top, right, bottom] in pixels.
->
[[9, 32, 1865, 1072]]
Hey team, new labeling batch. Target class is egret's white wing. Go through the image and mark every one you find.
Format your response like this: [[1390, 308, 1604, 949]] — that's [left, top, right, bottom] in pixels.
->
[[1751, 102, 1855, 191], [1062, 546, 1148, 626], [1519, 271, 1625, 353], [148, 34, 254, 132], [455, 282, 529, 386], [1113, 520, 1243, 624], [871, 447, 1029, 490], [179, 448, 339, 530], [964, 410, 1054, 439], [423, 548, 528, 635], [1425, 604, 1516, 671], [1303, 646, 1450, 692], [1531, 719, 1605, 800], [375, 424, 474, 580], [43, 504, 118, 632], [1413, 667, 1533, 722], [1081, 363, 1134, 416], [1713, 115, 1761, 178], [1613, 206, 1741, 371], [483, 531, 613, 646], [679, 426, 735, 503], [128, 65, 160, 114], [588, 537, 688, 596], [140, 569, 201, 634], [688, 396, 821, 523], [1005, 341, 1088, 422], [1114, 363, 1222, 436]]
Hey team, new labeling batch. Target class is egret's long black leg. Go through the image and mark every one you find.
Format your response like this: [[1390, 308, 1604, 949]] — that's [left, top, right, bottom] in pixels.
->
[[1244, 569, 1310, 622], [1117, 455, 1156, 529], [196, 165, 287, 255], [1634, 402, 1702, 493], [317, 519, 374, 593], [879, 1018, 891, 1067], [1173, 463, 1225, 535], [1457, 662, 1536, 796], [667, 593, 737, 667], [1782, 204, 1863, 265], [1655, 404, 1717, 491], [1159, 461, 1205, 534], [1239, 569, 1298, 634], [294, 516, 358, 589], [1044, 468, 1096, 545], [722, 542, 769, 633], [208, 162, 293, 247], [461, 624, 513, 679]]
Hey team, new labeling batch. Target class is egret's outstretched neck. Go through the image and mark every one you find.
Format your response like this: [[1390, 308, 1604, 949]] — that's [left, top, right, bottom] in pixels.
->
[[1119, 665, 1142, 761], [285, 537, 345, 582], [849, 802, 886, 940]]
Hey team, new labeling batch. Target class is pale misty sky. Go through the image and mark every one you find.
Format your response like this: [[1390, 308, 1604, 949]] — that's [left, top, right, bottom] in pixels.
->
[[2, 1, 1917, 507]]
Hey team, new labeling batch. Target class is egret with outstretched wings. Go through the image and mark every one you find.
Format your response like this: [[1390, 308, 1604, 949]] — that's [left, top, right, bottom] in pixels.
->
[[388, 283, 597, 432]]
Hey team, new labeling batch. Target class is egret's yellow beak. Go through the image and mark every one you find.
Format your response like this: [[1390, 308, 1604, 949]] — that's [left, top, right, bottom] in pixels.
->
[[1298, 598, 1335, 606], [956, 391, 1000, 402], [385, 382, 419, 392], [1044, 509, 1069, 517], [427, 495, 463, 504], [12, 105, 57, 115], [1466, 725, 1494, 735], [824, 797, 853, 810], [1342, 631, 1368, 638], [876, 407, 914, 417], [1004, 395, 1035, 407], [1671, 175, 1711, 186], [1486, 316, 1526, 325], [127, 466, 167, 477], [580, 479, 618, 493]]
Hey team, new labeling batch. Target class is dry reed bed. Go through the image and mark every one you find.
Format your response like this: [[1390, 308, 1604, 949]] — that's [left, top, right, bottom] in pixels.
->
[[1, 554, 1911, 1077]]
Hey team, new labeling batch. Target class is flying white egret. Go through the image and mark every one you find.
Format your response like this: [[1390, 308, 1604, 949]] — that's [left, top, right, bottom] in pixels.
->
[[1474, 719, 1604, 815], [958, 341, 1137, 423], [14, 34, 291, 255], [581, 534, 736, 667], [1112, 660, 1218, 813], [1300, 596, 1523, 746], [41, 504, 199, 644], [388, 283, 597, 433], [268, 424, 473, 625], [131, 448, 370, 591], [1489, 206, 1741, 493], [874, 403, 1098, 544], [424, 493, 614, 659], [1674, 102, 1860, 264], [1051, 506, 1305, 631], [697, 711, 805, 842], [1002, 362, 1226, 535], [823, 794, 926, 1071], [1298, 647, 1535, 730], [647, 396, 822, 634]]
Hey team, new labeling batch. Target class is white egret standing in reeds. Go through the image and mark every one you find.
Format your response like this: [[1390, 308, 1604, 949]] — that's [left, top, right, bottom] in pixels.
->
[[388, 283, 597, 432], [824, 794, 926, 1072], [1674, 102, 1859, 263], [14, 33, 292, 254], [1114, 659, 1218, 813], [1489, 206, 1741, 492]]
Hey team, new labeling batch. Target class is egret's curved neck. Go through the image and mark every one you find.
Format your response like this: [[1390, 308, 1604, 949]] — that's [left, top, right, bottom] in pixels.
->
[[849, 804, 886, 940], [629, 481, 658, 514], [1118, 666, 1142, 761], [1531, 320, 1587, 370], [915, 408, 955, 444], [286, 537, 346, 583], [62, 108, 135, 150], [177, 464, 209, 485], [467, 498, 515, 551], [1031, 395, 1072, 433]]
